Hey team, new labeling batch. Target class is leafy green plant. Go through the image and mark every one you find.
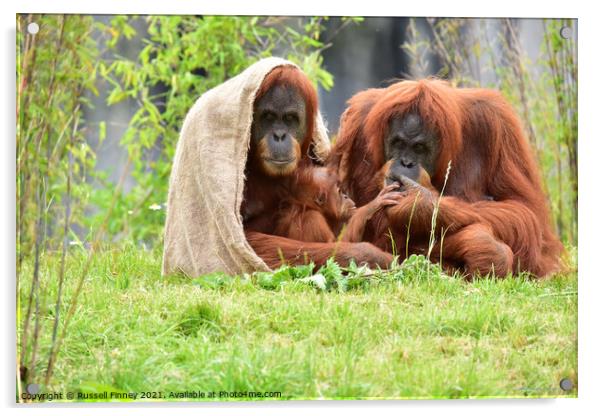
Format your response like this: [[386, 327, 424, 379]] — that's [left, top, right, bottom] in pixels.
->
[[17, 14, 103, 391], [17, 14, 101, 263]]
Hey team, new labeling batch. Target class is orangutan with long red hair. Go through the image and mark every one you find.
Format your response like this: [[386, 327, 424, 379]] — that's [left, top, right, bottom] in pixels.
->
[[243, 66, 394, 269], [329, 79, 564, 278]]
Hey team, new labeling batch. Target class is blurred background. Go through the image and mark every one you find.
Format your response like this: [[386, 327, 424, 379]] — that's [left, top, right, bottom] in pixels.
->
[[16, 15, 577, 264]]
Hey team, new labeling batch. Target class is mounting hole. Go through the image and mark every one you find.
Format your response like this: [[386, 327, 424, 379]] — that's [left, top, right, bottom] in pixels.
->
[[27, 22, 39, 35], [559, 377, 574, 391], [26, 383, 40, 394], [560, 26, 572, 40]]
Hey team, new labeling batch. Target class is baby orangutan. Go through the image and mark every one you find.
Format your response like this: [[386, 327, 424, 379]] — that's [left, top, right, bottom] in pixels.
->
[[274, 167, 403, 243]]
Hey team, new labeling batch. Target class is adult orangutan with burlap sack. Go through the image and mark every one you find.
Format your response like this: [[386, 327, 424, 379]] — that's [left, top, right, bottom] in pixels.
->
[[162, 57, 393, 277]]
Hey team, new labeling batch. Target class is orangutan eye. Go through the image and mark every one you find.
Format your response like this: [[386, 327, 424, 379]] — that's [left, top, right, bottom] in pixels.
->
[[284, 113, 298, 123], [263, 111, 276, 122], [414, 143, 427, 153]]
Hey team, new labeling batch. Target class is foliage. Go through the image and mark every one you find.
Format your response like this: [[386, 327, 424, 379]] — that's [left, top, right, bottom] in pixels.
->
[[18, 246, 577, 400], [17, 14, 100, 267], [191, 255, 447, 293], [402, 18, 578, 244], [17, 14, 102, 388]]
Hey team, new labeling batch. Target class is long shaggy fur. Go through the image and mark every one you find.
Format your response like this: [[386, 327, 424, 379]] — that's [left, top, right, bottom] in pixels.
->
[[329, 78, 564, 277]]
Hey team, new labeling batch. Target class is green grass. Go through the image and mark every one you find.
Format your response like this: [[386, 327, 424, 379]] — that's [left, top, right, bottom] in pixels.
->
[[17, 244, 577, 401]]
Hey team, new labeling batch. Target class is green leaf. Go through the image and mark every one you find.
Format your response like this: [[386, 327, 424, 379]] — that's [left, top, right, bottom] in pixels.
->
[[319, 258, 344, 291], [192, 272, 234, 289], [98, 121, 106, 145]]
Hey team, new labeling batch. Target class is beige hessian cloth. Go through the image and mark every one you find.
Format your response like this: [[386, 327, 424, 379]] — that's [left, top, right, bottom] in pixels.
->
[[162, 57, 331, 277]]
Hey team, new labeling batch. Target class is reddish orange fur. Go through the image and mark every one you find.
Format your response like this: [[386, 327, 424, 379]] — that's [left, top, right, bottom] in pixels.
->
[[255, 134, 301, 176], [329, 79, 564, 278], [246, 231, 393, 270], [243, 66, 393, 269], [273, 167, 394, 244], [273, 168, 347, 242], [365, 80, 463, 183]]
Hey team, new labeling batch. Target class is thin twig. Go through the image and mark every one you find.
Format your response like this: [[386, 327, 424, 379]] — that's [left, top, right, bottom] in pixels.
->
[[20, 177, 44, 383], [45, 110, 76, 386]]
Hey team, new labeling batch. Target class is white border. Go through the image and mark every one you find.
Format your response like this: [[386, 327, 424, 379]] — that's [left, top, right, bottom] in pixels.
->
[[2, 1, 600, 415]]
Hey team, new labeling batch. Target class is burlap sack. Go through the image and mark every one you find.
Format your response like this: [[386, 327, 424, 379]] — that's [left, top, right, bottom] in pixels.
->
[[162, 57, 331, 277]]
